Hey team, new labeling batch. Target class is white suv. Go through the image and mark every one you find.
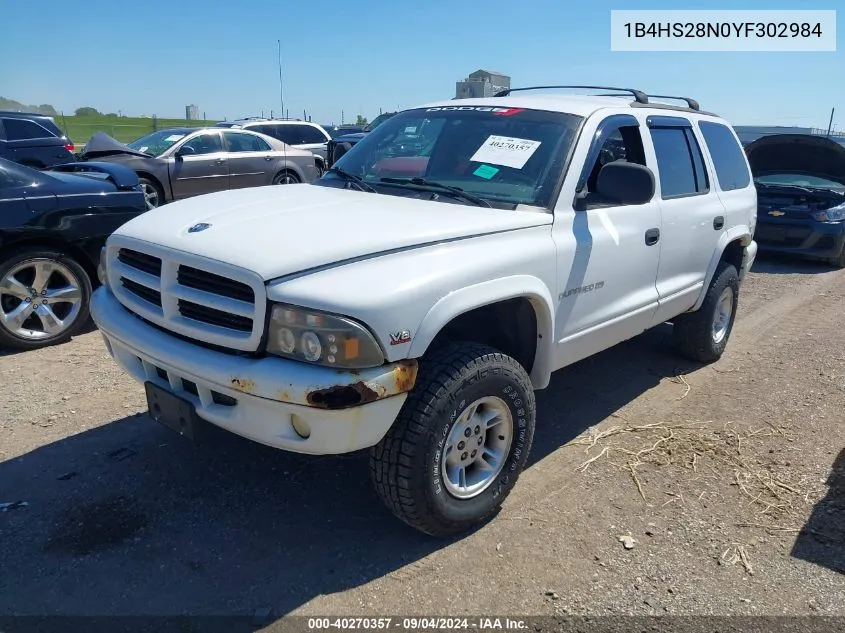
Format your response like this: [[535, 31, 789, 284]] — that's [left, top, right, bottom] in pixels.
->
[[92, 86, 757, 536]]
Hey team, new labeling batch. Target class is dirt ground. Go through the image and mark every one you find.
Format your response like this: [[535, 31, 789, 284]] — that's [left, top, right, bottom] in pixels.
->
[[1, 254, 843, 625]]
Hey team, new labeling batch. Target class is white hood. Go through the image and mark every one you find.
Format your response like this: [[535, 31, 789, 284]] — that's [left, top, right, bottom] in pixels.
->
[[113, 184, 552, 280]]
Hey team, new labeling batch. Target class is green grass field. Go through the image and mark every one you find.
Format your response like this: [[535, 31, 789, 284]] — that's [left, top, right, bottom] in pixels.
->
[[58, 115, 221, 146]]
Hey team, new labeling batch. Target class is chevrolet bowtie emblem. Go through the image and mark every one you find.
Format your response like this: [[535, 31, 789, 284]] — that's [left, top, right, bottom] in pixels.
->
[[768, 210, 785, 217]]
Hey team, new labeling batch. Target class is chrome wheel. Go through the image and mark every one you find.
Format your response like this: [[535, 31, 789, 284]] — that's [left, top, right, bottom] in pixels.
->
[[440, 396, 513, 499], [0, 258, 83, 342], [140, 182, 160, 209], [274, 172, 299, 185], [711, 286, 734, 344]]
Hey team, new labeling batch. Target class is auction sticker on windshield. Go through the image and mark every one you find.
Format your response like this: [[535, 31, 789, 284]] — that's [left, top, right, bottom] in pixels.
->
[[470, 135, 541, 169], [165, 134, 185, 142]]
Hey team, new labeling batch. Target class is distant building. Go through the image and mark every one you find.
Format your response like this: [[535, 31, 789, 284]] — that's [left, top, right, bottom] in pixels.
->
[[185, 104, 200, 120], [455, 69, 511, 99]]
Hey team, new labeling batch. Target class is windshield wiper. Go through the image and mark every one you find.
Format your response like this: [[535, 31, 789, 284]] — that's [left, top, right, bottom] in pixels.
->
[[379, 177, 491, 207], [326, 167, 377, 193]]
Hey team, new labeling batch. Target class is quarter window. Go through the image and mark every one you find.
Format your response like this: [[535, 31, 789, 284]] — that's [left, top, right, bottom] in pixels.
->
[[698, 121, 751, 191], [649, 127, 709, 198]]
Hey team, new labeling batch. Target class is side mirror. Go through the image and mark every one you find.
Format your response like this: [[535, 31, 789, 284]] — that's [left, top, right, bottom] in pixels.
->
[[595, 161, 655, 206], [176, 145, 196, 158]]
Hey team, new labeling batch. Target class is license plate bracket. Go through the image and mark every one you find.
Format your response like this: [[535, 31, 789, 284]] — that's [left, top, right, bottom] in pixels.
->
[[144, 381, 198, 440]]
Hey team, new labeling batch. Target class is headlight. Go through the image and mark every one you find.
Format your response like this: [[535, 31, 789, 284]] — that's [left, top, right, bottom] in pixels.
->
[[267, 304, 385, 368], [97, 247, 108, 285], [811, 202, 845, 223]]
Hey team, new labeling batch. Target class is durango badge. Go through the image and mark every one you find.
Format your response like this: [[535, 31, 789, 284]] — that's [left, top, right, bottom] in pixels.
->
[[389, 330, 412, 345]]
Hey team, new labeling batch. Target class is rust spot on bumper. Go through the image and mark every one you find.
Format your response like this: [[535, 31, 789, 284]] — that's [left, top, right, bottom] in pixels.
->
[[392, 360, 418, 393], [305, 360, 418, 410], [230, 377, 256, 393], [306, 381, 384, 409]]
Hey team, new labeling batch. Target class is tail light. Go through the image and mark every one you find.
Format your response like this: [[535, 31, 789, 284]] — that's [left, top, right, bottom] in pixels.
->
[[65, 143, 75, 152]]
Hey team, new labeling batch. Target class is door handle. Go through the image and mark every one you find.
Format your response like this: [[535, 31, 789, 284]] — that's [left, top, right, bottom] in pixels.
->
[[264, 156, 273, 161], [713, 215, 725, 230], [213, 159, 225, 165], [645, 228, 660, 246]]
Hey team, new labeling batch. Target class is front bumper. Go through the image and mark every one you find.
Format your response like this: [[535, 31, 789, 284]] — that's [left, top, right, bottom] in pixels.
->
[[754, 219, 845, 260], [90, 287, 416, 455]]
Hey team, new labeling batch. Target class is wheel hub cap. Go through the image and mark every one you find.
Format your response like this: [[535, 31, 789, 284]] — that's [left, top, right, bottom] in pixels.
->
[[440, 396, 513, 499], [0, 259, 83, 341], [712, 287, 734, 344]]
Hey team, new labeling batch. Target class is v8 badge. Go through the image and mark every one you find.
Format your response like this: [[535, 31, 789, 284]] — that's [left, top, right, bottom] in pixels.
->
[[389, 330, 412, 345]]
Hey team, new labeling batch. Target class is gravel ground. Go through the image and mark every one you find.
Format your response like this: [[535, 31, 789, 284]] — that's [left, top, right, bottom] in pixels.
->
[[0, 254, 843, 627]]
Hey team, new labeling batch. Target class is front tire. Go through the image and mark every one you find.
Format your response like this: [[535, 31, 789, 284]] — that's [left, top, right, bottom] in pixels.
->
[[672, 262, 740, 363], [138, 177, 163, 210], [830, 246, 845, 269], [370, 342, 536, 537], [0, 248, 92, 351]]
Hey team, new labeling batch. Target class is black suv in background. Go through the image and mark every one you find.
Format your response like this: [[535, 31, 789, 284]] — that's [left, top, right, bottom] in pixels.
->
[[0, 111, 76, 168]]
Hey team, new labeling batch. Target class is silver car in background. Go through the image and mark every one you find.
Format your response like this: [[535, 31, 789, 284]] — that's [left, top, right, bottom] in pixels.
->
[[79, 127, 320, 210]]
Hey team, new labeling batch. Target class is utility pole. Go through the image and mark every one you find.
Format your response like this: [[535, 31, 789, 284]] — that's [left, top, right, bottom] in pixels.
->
[[277, 39, 285, 121], [826, 107, 835, 138]]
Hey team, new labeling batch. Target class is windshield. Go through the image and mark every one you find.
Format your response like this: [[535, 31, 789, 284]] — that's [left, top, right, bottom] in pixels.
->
[[755, 173, 845, 192], [322, 106, 582, 209], [126, 130, 190, 156]]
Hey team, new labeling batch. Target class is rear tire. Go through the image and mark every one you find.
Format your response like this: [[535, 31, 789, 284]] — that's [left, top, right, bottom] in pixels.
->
[[370, 342, 536, 537], [0, 248, 92, 351], [273, 170, 300, 185], [672, 262, 739, 364]]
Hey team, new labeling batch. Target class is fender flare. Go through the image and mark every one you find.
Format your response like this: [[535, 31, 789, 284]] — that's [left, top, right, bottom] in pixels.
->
[[691, 225, 753, 311], [408, 275, 556, 389]]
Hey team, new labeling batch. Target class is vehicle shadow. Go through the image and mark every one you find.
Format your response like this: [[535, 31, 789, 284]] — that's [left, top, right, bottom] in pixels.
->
[[790, 448, 845, 575], [0, 325, 690, 626], [751, 252, 838, 275], [0, 318, 98, 358]]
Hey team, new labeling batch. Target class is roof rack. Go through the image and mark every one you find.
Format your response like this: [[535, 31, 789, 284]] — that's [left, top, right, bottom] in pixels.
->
[[646, 94, 700, 111], [493, 85, 649, 104]]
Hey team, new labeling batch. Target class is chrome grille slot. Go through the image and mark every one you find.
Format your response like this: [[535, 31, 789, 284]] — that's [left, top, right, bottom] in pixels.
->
[[177, 299, 253, 332], [118, 249, 162, 276], [177, 265, 254, 303], [121, 278, 162, 306]]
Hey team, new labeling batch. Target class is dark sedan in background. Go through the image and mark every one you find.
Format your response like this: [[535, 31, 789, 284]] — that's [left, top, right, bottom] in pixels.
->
[[326, 111, 398, 168], [746, 134, 845, 269], [0, 158, 146, 350], [79, 127, 320, 210]]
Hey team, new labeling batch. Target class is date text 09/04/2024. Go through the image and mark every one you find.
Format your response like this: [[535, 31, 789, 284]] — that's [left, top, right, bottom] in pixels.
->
[[623, 22, 823, 38], [307, 617, 528, 630]]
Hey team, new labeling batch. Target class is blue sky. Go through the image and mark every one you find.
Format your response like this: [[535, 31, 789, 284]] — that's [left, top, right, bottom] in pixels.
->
[[1, 0, 841, 129]]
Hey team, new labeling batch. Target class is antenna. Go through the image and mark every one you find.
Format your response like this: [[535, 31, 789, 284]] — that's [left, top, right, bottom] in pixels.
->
[[277, 39, 285, 122]]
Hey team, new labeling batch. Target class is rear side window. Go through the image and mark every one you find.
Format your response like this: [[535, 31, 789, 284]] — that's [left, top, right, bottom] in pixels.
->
[[697, 121, 751, 191], [649, 127, 709, 198], [298, 125, 328, 144], [224, 131, 271, 152], [2, 118, 54, 141], [254, 124, 298, 145]]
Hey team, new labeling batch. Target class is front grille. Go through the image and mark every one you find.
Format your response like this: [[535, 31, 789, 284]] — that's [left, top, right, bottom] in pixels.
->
[[121, 278, 162, 306], [178, 299, 253, 332], [118, 248, 161, 276], [177, 265, 254, 303], [108, 240, 266, 352], [140, 358, 237, 408]]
